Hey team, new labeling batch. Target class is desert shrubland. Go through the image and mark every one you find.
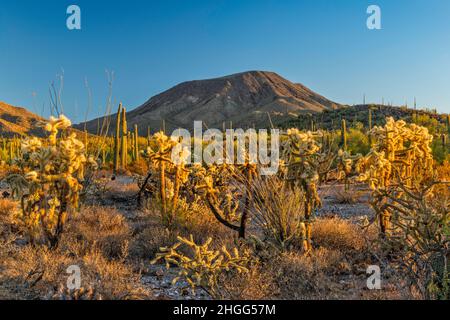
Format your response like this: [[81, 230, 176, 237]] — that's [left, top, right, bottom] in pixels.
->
[[0, 111, 448, 300]]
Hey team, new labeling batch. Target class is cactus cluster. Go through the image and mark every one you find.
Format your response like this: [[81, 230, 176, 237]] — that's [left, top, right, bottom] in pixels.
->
[[6, 115, 98, 247], [280, 129, 332, 251], [336, 149, 362, 190], [111, 103, 143, 171], [140, 131, 190, 224], [358, 117, 436, 234], [0, 136, 21, 165], [151, 234, 249, 298]]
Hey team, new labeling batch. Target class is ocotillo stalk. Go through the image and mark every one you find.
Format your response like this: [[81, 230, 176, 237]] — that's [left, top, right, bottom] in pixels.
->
[[341, 119, 347, 151], [114, 103, 122, 172], [121, 107, 128, 169], [147, 126, 151, 147], [84, 130, 88, 154], [128, 130, 131, 151], [160, 161, 167, 217], [134, 124, 139, 162]]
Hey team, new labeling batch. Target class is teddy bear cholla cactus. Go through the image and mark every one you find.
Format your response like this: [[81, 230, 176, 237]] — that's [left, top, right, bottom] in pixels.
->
[[280, 129, 329, 252], [194, 163, 251, 237], [336, 149, 362, 190], [7, 115, 97, 248], [357, 117, 436, 234], [151, 234, 249, 298], [140, 131, 190, 224]]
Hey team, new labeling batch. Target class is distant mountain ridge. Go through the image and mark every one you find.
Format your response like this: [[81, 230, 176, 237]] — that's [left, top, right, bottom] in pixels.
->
[[0, 101, 46, 137], [77, 71, 341, 134]]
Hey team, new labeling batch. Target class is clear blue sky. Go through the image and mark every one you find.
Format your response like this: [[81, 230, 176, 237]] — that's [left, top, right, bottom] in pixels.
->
[[1, 0, 449, 122]]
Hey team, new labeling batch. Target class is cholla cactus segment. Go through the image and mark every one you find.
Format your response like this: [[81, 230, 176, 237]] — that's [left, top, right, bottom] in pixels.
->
[[6, 115, 97, 247], [195, 164, 245, 227], [151, 235, 249, 298], [44, 115, 72, 145], [357, 151, 392, 189], [142, 131, 177, 165], [21, 137, 42, 153], [282, 129, 322, 160], [336, 149, 362, 181]]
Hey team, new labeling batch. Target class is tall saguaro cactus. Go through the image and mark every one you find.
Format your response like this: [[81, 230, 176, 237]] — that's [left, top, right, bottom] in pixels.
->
[[134, 124, 140, 162], [341, 119, 347, 151], [114, 103, 122, 172], [121, 107, 128, 169]]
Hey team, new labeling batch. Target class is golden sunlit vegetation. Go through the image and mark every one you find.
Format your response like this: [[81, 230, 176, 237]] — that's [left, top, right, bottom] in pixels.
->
[[0, 109, 448, 300]]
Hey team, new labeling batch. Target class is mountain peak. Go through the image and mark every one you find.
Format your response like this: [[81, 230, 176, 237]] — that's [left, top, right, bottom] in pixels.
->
[[77, 71, 341, 134]]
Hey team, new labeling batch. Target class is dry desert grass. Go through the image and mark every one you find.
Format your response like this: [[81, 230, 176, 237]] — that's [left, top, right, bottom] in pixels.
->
[[0, 173, 421, 300]]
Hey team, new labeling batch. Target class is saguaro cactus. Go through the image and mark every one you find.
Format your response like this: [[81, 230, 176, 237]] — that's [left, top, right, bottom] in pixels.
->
[[114, 103, 122, 172], [121, 107, 128, 169], [130, 130, 135, 161], [134, 124, 139, 162], [8, 140, 14, 163], [341, 119, 347, 151]]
